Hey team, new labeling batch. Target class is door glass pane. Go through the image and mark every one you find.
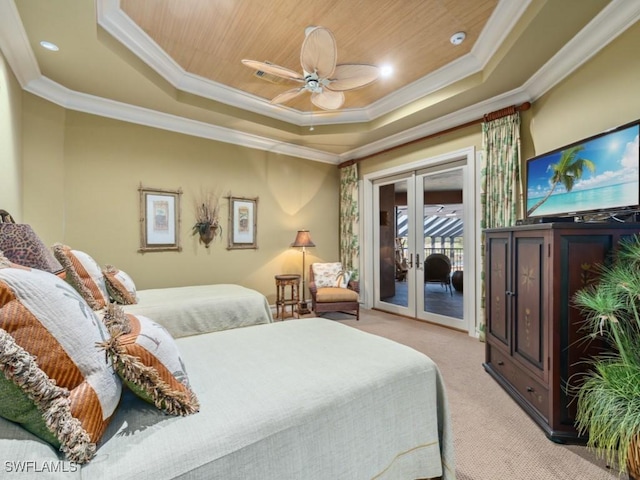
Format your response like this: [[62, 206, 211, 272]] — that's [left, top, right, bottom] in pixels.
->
[[378, 179, 408, 307], [422, 170, 464, 319]]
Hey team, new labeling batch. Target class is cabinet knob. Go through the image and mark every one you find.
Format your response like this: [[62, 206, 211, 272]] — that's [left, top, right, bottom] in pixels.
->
[[497, 361, 504, 366], [526, 386, 534, 393]]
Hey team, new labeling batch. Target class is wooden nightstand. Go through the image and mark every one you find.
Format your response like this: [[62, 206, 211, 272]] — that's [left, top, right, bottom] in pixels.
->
[[275, 274, 300, 320]]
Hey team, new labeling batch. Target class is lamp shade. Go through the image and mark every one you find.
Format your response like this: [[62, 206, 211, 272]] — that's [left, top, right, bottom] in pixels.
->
[[0, 224, 63, 274], [290, 230, 315, 248]]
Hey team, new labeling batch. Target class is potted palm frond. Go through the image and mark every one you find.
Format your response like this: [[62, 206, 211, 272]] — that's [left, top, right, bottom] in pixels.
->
[[192, 191, 221, 248], [573, 235, 640, 478]]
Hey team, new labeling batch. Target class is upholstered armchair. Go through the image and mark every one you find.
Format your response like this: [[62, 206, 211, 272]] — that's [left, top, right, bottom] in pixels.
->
[[309, 262, 359, 320]]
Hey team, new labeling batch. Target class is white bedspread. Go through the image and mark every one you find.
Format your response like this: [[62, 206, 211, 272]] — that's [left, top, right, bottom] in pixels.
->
[[0, 319, 455, 479], [86, 319, 455, 479], [122, 283, 273, 338]]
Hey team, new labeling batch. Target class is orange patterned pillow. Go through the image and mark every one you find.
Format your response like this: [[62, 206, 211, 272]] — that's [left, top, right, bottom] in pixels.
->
[[103, 265, 138, 305], [0, 257, 122, 463], [101, 304, 199, 416], [52, 244, 109, 310]]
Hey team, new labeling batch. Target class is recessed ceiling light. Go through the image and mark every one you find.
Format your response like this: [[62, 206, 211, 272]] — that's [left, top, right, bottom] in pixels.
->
[[39, 41, 59, 52], [450, 32, 466, 46], [380, 64, 393, 78]]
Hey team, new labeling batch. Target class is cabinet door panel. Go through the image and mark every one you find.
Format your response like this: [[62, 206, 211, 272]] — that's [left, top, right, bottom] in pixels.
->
[[486, 235, 509, 347], [559, 234, 612, 425], [513, 236, 545, 375]]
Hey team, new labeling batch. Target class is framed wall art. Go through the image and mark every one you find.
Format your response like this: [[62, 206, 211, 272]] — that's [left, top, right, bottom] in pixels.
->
[[228, 196, 258, 250], [138, 185, 182, 252]]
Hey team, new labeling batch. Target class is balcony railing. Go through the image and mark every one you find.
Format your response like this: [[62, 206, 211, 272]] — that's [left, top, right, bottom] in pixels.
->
[[424, 247, 464, 271]]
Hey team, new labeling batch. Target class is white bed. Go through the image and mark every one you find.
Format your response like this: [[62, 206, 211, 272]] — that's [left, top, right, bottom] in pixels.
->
[[122, 283, 274, 338], [0, 319, 455, 479]]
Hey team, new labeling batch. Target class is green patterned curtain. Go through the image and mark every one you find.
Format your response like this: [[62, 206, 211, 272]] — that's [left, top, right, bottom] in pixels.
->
[[339, 163, 359, 280], [479, 113, 522, 340]]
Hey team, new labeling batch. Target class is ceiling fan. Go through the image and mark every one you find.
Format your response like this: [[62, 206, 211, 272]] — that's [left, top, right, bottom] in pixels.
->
[[241, 26, 380, 111]]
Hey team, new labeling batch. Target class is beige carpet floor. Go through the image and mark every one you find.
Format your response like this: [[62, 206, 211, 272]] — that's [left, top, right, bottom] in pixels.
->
[[307, 309, 622, 480]]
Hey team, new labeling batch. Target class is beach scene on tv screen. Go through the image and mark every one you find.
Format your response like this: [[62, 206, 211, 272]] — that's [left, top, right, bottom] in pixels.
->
[[527, 124, 639, 217]]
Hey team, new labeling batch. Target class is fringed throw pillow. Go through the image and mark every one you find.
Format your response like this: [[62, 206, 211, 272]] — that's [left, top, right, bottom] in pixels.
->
[[0, 257, 122, 464], [52, 244, 109, 310], [100, 304, 199, 416], [103, 265, 138, 305]]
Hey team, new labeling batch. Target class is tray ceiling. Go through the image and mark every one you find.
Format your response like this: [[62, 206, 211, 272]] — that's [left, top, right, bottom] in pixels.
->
[[2, 0, 637, 163]]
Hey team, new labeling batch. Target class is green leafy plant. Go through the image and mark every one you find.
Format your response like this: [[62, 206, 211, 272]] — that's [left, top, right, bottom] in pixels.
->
[[573, 235, 640, 476]]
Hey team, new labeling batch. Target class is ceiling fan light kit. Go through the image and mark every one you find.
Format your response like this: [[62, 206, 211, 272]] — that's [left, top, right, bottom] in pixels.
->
[[241, 26, 380, 111]]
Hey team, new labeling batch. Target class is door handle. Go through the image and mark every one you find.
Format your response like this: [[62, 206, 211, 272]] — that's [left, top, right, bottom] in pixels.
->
[[407, 253, 413, 268], [416, 253, 422, 270]]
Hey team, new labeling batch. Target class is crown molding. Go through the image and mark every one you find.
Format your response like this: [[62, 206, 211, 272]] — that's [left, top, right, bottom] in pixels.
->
[[0, 0, 40, 86], [24, 76, 340, 164], [96, 0, 531, 127], [523, 0, 640, 100], [339, 89, 532, 162], [1, 0, 638, 165]]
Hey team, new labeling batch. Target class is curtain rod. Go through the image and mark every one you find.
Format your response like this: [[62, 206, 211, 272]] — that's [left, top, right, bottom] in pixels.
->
[[338, 101, 531, 169]]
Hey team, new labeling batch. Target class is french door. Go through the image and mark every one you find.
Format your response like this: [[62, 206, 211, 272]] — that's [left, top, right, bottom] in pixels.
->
[[371, 161, 472, 331]]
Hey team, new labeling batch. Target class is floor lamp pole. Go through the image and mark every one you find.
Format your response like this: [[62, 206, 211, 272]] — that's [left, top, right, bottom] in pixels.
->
[[290, 229, 315, 315], [299, 247, 310, 314]]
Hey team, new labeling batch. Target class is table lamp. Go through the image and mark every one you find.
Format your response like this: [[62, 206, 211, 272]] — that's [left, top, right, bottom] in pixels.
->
[[290, 229, 315, 314]]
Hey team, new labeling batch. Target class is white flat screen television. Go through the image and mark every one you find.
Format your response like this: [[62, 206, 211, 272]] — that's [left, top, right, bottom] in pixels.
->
[[525, 120, 640, 220]]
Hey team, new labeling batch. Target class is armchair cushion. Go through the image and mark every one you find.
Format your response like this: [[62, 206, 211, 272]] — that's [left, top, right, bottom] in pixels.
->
[[315, 287, 359, 303]]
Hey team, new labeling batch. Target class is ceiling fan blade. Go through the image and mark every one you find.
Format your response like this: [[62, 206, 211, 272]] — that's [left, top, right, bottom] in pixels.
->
[[311, 90, 344, 110], [271, 87, 306, 105], [241, 59, 304, 81], [326, 64, 380, 91], [300, 27, 337, 79]]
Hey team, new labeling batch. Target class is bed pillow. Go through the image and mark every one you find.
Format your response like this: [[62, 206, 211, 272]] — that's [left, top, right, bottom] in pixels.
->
[[0, 256, 122, 464], [52, 243, 109, 310], [103, 265, 138, 305], [101, 304, 199, 416]]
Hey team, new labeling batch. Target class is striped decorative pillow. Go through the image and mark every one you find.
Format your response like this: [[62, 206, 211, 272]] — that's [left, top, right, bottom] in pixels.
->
[[103, 265, 138, 305], [0, 257, 122, 464], [101, 304, 199, 416], [52, 244, 109, 310]]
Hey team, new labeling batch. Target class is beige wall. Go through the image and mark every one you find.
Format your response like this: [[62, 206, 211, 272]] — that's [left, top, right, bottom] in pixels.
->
[[6, 22, 640, 305], [0, 50, 22, 219], [20, 101, 339, 303], [529, 21, 640, 156]]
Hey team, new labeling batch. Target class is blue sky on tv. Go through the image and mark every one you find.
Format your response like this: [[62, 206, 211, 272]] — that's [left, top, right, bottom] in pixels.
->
[[527, 124, 640, 199]]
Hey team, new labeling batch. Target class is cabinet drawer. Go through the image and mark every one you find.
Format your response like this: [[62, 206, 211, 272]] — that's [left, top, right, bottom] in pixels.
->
[[488, 346, 549, 420]]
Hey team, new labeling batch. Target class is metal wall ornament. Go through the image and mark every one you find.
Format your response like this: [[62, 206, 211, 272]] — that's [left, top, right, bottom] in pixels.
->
[[138, 184, 182, 253], [227, 196, 258, 250]]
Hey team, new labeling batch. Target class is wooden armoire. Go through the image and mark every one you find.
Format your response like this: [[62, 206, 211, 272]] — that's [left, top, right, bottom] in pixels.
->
[[483, 222, 640, 443]]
